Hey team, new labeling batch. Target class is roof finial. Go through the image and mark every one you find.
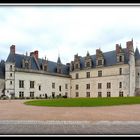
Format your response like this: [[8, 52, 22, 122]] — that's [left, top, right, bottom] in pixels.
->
[[57, 54, 61, 64], [87, 51, 90, 56]]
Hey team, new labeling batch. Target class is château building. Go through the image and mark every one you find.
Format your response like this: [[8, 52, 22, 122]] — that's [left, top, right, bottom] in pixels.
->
[[1, 39, 140, 98]]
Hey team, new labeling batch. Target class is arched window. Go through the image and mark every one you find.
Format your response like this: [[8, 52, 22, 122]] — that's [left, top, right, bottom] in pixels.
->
[[119, 56, 122, 62]]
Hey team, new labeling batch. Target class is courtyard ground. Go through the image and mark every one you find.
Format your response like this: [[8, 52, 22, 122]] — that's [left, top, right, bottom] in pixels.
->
[[1, 100, 140, 135], [0, 99, 140, 121]]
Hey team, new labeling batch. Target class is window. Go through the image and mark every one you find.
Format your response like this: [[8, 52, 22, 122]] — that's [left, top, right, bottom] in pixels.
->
[[19, 92, 24, 98], [86, 84, 90, 89], [98, 60, 102, 66], [30, 81, 35, 88], [138, 73, 140, 76], [39, 85, 41, 91], [52, 92, 55, 98], [65, 84, 68, 89], [65, 92, 68, 97], [107, 82, 111, 89], [76, 73, 79, 79], [86, 72, 90, 78], [75, 92, 79, 97], [10, 65, 12, 70], [86, 92, 90, 97], [86, 62, 90, 67], [98, 92, 102, 97], [75, 84, 79, 90], [75, 64, 79, 69], [52, 83, 55, 89], [44, 65, 47, 71], [58, 68, 61, 74], [10, 73, 12, 77], [107, 92, 111, 97], [98, 70, 102, 77], [119, 91, 123, 97], [19, 80, 24, 88], [119, 56, 122, 62], [45, 94, 48, 99], [10, 81, 12, 85], [30, 92, 34, 98], [119, 82, 122, 88], [119, 68, 122, 75], [98, 83, 102, 89], [59, 86, 61, 92], [25, 62, 29, 69]]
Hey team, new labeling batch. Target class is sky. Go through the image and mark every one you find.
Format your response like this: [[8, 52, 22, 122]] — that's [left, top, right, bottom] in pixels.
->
[[0, 5, 140, 64]]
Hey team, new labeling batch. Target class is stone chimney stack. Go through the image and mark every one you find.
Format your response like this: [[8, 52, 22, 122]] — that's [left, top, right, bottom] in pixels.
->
[[10, 45, 15, 54], [116, 44, 120, 54], [126, 39, 134, 52], [34, 50, 39, 59], [96, 49, 102, 57], [30, 50, 39, 59]]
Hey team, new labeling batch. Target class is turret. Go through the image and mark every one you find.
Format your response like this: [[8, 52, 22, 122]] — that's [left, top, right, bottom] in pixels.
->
[[126, 39, 135, 96]]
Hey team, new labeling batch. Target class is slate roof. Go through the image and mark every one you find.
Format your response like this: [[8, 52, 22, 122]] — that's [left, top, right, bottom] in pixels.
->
[[6, 47, 140, 74], [6, 53, 69, 75], [0, 60, 5, 79], [78, 48, 130, 69], [135, 48, 140, 60]]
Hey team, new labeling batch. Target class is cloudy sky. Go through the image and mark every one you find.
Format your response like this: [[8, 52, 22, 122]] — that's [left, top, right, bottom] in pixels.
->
[[0, 5, 140, 64]]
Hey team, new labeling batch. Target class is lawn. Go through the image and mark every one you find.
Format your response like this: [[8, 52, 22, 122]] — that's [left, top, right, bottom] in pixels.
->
[[24, 97, 140, 107]]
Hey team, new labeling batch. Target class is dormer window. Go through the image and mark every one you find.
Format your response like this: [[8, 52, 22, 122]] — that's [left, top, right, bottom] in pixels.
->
[[86, 62, 90, 67], [22, 57, 31, 69], [84, 51, 92, 69], [44, 65, 47, 71], [119, 56, 122, 62], [75, 64, 79, 69], [10, 65, 12, 70], [98, 60, 102, 66], [74, 54, 80, 70], [96, 49, 104, 67], [58, 68, 61, 74], [116, 44, 124, 64], [25, 62, 29, 69]]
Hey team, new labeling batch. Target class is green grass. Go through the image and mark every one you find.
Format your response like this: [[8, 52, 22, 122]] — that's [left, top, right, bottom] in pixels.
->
[[24, 97, 140, 107]]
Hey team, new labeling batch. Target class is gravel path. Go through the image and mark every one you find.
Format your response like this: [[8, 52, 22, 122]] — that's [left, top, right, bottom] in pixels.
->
[[0, 100, 140, 135], [0, 100, 140, 121], [0, 120, 140, 135]]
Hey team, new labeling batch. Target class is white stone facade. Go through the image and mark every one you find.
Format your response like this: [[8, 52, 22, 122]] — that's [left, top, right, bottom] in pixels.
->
[[70, 64, 130, 97], [3, 40, 140, 98], [0, 79, 4, 96], [5, 65, 70, 98]]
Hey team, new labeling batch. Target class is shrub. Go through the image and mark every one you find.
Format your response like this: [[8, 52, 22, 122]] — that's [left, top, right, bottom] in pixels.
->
[[25, 97, 30, 100], [63, 95, 67, 98], [2, 96, 9, 100]]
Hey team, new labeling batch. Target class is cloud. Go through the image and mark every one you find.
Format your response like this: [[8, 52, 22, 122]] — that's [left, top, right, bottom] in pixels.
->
[[0, 6, 140, 64]]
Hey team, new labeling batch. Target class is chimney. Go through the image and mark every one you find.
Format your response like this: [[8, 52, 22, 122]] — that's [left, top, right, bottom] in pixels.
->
[[116, 44, 120, 54], [10, 45, 15, 54], [96, 49, 101, 57], [30, 50, 39, 59], [34, 50, 39, 59], [126, 39, 134, 52], [30, 52, 34, 57]]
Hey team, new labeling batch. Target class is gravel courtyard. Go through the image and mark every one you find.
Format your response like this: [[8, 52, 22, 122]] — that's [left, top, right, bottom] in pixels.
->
[[0, 99, 140, 121], [1, 100, 140, 135]]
